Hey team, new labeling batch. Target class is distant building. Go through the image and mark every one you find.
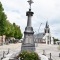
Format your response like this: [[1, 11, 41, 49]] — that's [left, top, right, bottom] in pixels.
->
[[0, 36, 3, 45], [34, 21, 54, 44], [0, 35, 6, 45]]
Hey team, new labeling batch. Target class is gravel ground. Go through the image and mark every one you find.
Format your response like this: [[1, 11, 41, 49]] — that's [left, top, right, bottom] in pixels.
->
[[35, 43, 60, 60], [0, 43, 60, 60], [0, 43, 22, 59]]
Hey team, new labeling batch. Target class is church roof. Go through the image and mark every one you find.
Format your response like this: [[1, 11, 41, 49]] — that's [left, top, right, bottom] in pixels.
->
[[34, 33, 45, 39]]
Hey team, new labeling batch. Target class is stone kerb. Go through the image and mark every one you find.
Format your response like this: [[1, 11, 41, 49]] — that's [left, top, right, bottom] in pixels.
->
[[2, 58, 19, 60], [2, 49, 21, 60], [38, 53, 48, 60], [2, 53, 13, 60], [2, 51, 48, 60]]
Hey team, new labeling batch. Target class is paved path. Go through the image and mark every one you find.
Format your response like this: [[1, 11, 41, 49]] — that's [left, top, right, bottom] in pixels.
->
[[35, 43, 60, 60], [0, 43, 60, 60], [0, 43, 21, 59]]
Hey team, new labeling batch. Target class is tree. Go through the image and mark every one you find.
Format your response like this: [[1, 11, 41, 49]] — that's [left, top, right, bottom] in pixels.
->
[[53, 37, 60, 44], [0, 2, 7, 35], [0, 2, 22, 39], [13, 23, 22, 39], [5, 20, 15, 37]]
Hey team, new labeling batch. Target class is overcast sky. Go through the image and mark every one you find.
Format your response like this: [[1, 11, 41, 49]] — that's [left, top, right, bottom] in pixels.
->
[[0, 0, 60, 39]]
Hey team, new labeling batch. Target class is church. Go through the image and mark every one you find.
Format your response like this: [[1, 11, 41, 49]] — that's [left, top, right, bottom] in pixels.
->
[[34, 21, 54, 44]]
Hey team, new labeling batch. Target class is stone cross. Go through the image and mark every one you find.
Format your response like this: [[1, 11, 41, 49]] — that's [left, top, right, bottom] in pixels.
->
[[27, 0, 34, 9]]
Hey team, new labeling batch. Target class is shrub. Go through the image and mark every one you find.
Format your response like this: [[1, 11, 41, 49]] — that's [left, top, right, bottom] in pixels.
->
[[17, 51, 40, 60]]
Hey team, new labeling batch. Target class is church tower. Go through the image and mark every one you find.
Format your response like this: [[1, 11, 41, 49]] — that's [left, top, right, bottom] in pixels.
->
[[44, 21, 50, 33], [44, 21, 51, 44]]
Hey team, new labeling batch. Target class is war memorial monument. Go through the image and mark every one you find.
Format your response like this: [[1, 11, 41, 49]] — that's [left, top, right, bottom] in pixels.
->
[[21, 0, 35, 51]]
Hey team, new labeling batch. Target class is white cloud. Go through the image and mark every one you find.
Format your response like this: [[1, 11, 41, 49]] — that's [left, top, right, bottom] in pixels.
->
[[0, 0, 60, 39]]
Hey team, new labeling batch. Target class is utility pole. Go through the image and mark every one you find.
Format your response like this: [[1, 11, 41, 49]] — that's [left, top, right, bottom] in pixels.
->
[[38, 23, 42, 33]]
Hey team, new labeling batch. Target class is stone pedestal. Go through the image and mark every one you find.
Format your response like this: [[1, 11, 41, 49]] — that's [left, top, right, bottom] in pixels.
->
[[21, 9, 35, 52]]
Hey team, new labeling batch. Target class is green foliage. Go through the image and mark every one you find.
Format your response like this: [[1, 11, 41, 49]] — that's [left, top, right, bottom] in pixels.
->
[[53, 37, 60, 44], [0, 2, 22, 39], [0, 2, 4, 11], [54, 38, 59, 41], [17, 51, 40, 60], [0, 2, 7, 35], [5, 21, 22, 39], [5, 20, 15, 37], [13, 23, 22, 39]]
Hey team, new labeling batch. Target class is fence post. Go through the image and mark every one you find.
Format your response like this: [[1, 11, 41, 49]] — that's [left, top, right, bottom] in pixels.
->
[[59, 53, 60, 57], [7, 48, 10, 54], [3, 51, 5, 58], [19, 57, 20, 60], [42, 50, 46, 56], [1, 57, 3, 60], [1, 51, 5, 60], [48, 53, 53, 60]]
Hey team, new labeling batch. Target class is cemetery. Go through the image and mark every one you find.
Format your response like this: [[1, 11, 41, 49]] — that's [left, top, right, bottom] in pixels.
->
[[0, 0, 60, 60]]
